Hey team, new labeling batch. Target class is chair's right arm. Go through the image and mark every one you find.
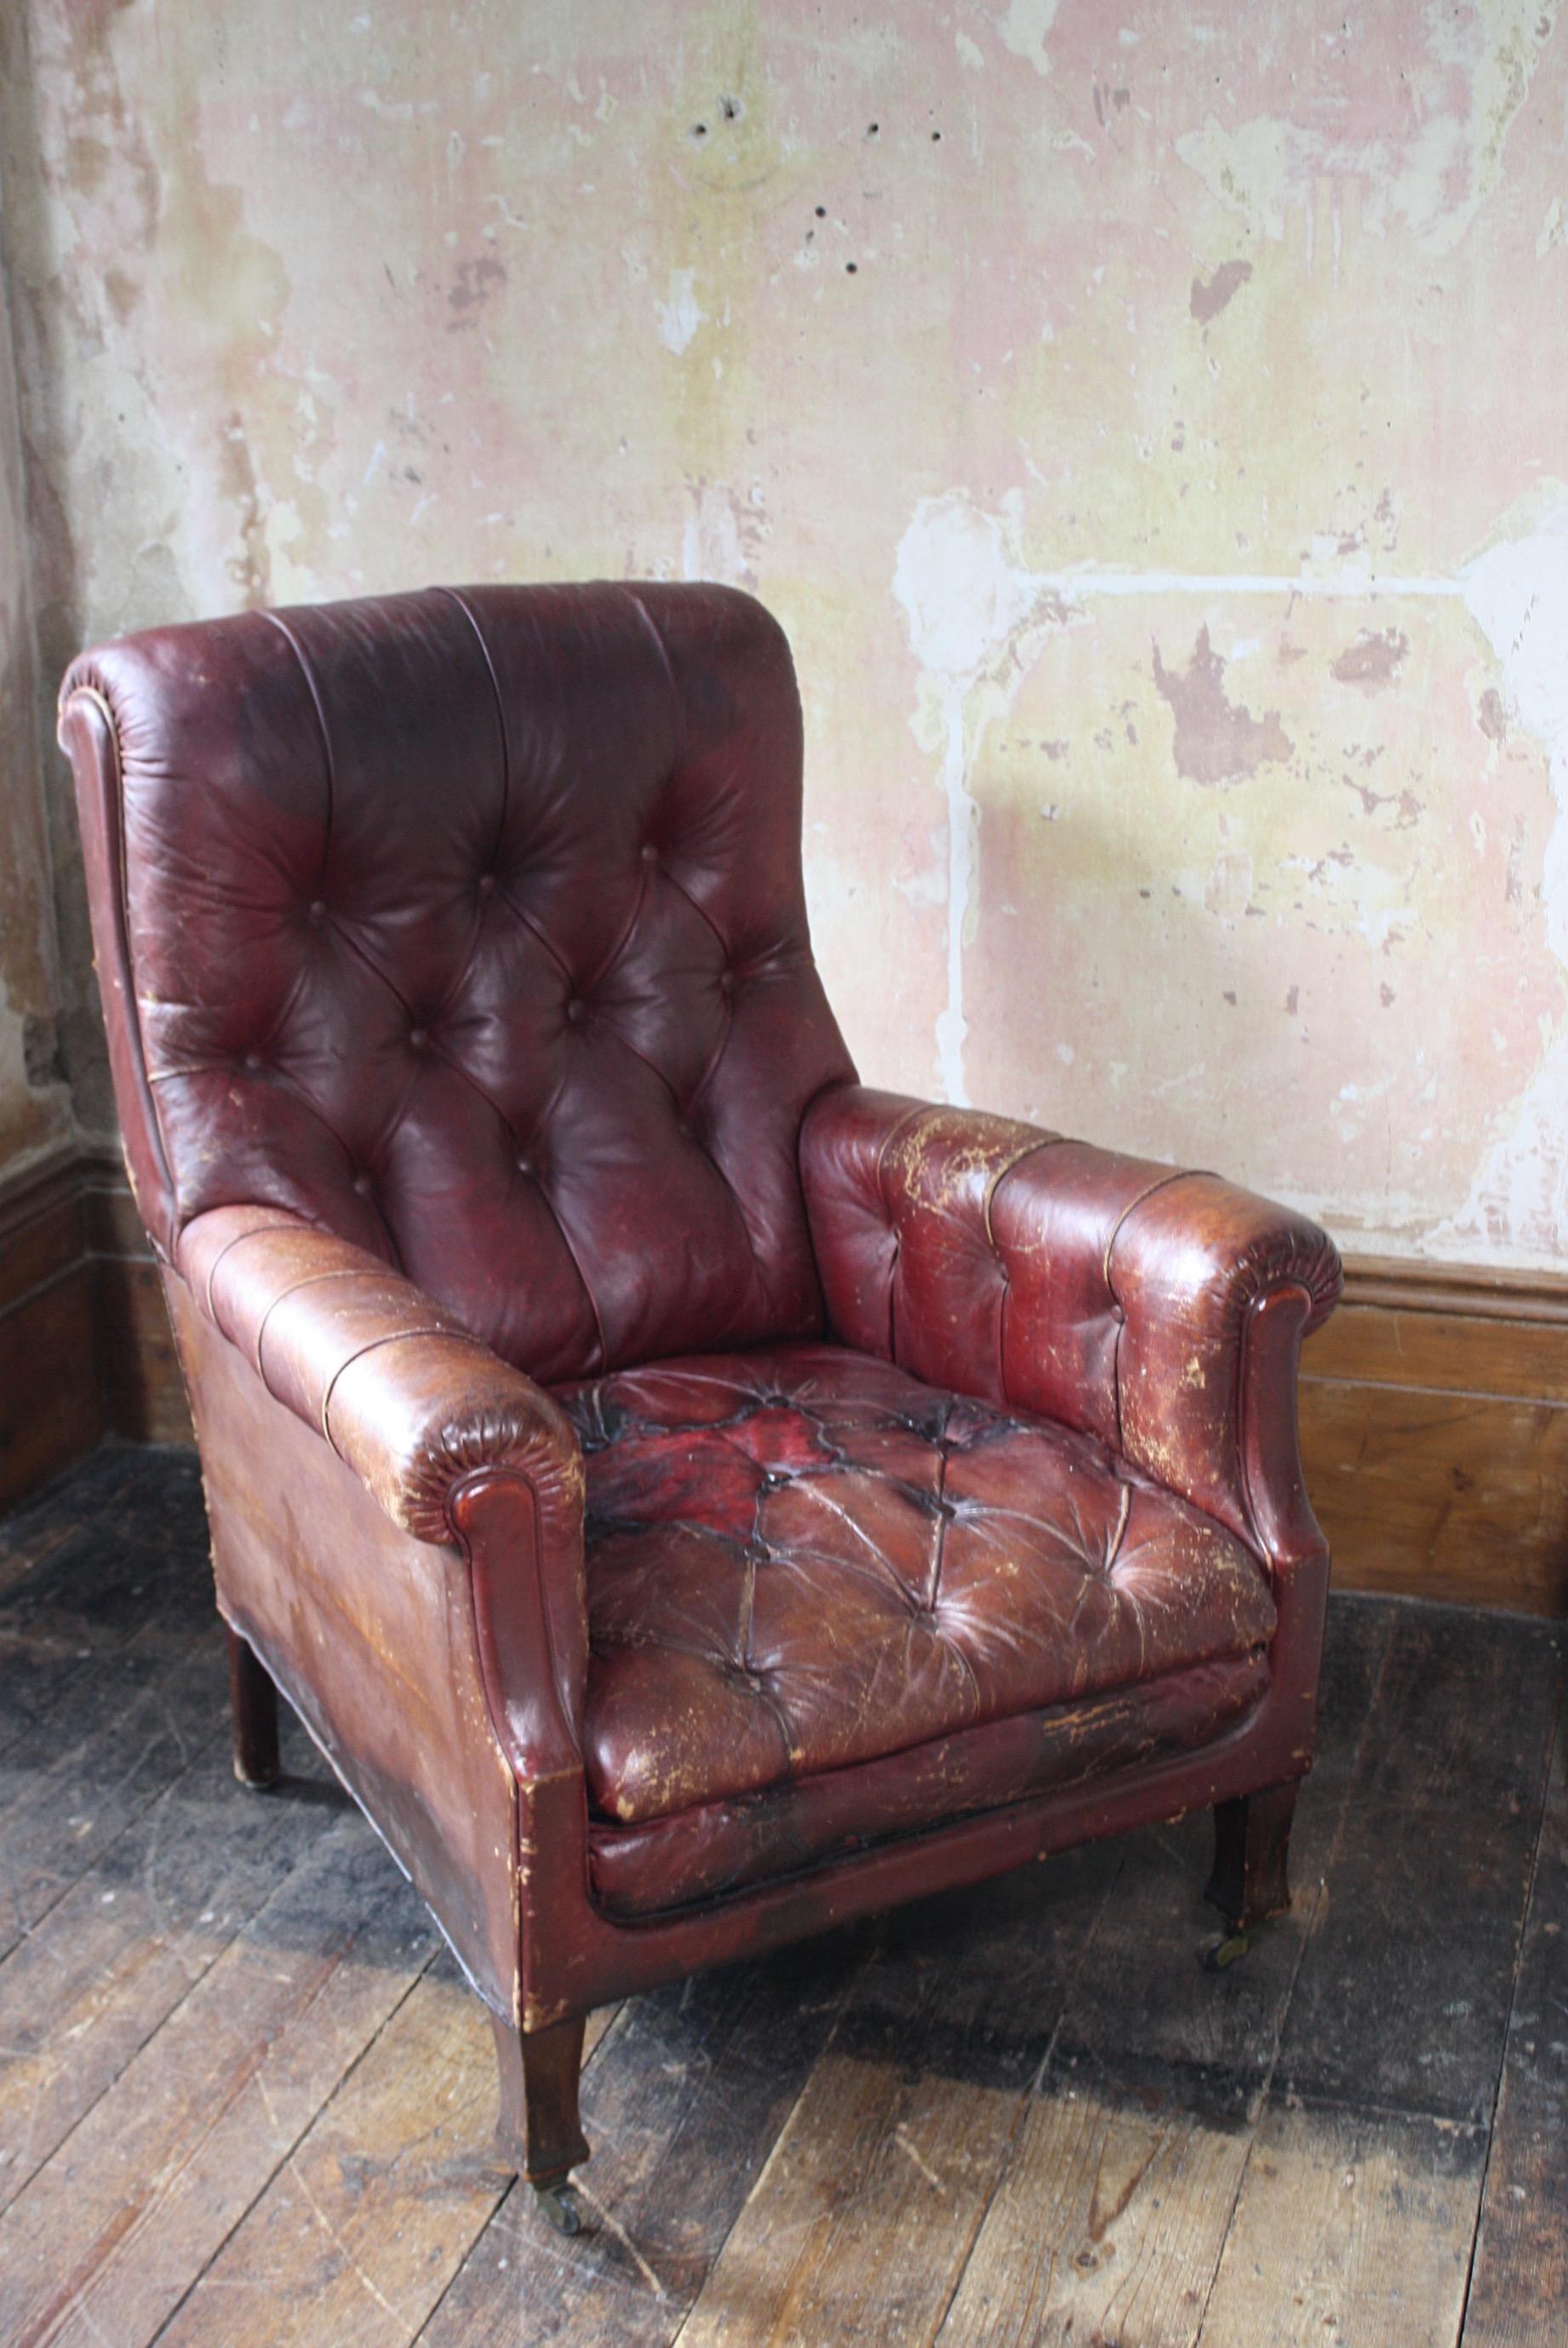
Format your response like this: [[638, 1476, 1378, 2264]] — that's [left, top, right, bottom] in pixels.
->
[[800, 1085, 1341, 1565]]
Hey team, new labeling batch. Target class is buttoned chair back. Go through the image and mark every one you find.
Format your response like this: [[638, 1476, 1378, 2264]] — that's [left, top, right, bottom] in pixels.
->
[[66, 584, 853, 1382]]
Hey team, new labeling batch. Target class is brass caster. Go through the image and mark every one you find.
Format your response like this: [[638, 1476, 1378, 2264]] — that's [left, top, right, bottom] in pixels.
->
[[1200, 1930, 1252, 1973], [533, 2181, 583, 2236], [232, 1758, 279, 1791]]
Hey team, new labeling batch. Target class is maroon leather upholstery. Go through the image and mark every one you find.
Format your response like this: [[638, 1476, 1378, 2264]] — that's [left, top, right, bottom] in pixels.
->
[[62, 585, 853, 1382], [563, 1345, 1274, 1825], [175, 1202, 583, 1549], [800, 1088, 1342, 1549], [60, 579, 1341, 2097], [591, 1652, 1269, 1916], [562, 1344, 1276, 1914]]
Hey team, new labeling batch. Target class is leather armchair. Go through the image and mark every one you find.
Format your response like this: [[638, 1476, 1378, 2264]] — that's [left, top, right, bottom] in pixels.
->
[[60, 581, 1340, 2231]]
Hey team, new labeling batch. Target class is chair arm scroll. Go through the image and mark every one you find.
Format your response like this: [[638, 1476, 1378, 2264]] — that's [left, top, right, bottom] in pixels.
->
[[175, 1204, 587, 1769], [800, 1085, 1341, 1557]]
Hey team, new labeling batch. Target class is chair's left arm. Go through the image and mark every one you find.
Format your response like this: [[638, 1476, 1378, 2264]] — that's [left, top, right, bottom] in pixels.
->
[[175, 1203, 588, 1781], [800, 1085, 1342, 1566]]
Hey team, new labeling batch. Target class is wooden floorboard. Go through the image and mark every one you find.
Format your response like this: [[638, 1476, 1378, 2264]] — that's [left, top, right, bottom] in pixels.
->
[[0, 1706, 346, 2216], [1461, 1686, 1568, 2347], [0, 1442, 1560, 2347], [1197, 2100, 1489, 2347], [936, 2063, 1251, 2347], [417, 1929, 869, 2347], [1273, 1607, 1559, 2127]]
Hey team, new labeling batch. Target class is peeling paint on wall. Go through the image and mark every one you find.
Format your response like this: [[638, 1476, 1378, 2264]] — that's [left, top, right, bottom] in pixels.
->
[[1189, 260, 1251, 324], [1439, 484, 1568, 1251], [1175, 0, 1556, 253], [3, 0, 1568, 1265], [895, 493, 1075, 1103], [1152, 626, 1293, 784]]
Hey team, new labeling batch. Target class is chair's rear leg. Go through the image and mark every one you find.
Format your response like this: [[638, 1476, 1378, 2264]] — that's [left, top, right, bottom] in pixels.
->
[[492, 2012, 590, 2233], [226, 1625, 280, 1789], [1206, 1781, 1297, 1935]]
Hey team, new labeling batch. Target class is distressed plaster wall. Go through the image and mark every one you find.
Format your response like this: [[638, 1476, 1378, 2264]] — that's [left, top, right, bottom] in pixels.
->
[[2, 0, 1566, 1263], [0, 172, 69, 1180]]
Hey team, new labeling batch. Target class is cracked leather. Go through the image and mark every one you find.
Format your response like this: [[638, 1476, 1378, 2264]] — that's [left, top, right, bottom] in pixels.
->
[[60, 578, 1341, 2004], [564, 1344, 1276, 1914]]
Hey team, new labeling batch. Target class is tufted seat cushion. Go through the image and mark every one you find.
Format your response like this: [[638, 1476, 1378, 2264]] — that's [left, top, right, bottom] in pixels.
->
[[560, 1344, 1276, 1916]]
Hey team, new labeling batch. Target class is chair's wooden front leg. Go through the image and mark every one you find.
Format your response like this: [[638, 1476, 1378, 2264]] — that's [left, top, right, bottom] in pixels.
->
[[492, 2011, 590, 2232], [1206, 1781, 1296, 1933], [226, 1625, 280, 1789]]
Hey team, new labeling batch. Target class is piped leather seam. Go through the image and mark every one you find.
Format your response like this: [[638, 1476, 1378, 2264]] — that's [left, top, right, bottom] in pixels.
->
[[451, 1467, 586, 1772], [984, 1133, 1065, 1405], [197, 1217, 309, 1320], [871, 1102, 930, 1205], [491, 878, 573, 982], [621, 586, 688, 769], [1102, 1168, 1204, 1295], [59, 684, 180, 1257], [1105, 1481, 1133, 1572], [1235, 1282, 1314, 1563], [435, 587, 512, 866], [872, 1102, 933, 1365], [253, 1265, 413, 1388], [260, 610, 335, 896], [318, 1324, 496, 1447], [981, 1133, 1067, 1250], [582, 853, 661, 999], [654, 855, 737, 970], [1102, 1167, 1199, 1453]]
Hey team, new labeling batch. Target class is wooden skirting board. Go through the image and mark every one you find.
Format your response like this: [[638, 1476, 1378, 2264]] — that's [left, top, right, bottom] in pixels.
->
[[1300, 1255, 1568, 1617], [2, 1148, 1565, 1612], [0, 1143, 191, 1507]]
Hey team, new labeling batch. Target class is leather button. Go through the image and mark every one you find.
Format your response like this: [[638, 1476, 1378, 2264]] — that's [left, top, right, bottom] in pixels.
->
[[352, 1173, 372, 1197], [409, 1027, 429, 1051], [477, 873, 496, 896], [718, 970, 736, 995], [516, 1157, 532, 1178], [306, 899, 327, 924], [565, 997, 587, 1027], [640, 843, 659, 866], [242, 1051, 262, 1072]]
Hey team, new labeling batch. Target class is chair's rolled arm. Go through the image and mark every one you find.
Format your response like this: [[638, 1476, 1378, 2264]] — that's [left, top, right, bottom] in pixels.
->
[[800, 1085, 1341, 1555], [175, 1205, 588, 1776], [178, 1204, 585, 1545]]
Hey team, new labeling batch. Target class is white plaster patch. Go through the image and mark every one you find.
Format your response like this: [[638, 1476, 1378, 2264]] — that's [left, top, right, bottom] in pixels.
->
[[1176, 1, 1554, 252], [1439, 484, 1568, 1251], [1174, 114, 1308, 243], [996, 0, 1061, 76], [893, 494, 1076, 1104], [894, 864, 947, 908], [895, 499, 1041, 683], [680, 481, 761, 588], [655, 268, 703, 355]]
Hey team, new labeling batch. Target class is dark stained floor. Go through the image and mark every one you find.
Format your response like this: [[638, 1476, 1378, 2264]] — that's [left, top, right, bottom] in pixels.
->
[[0, 1438, 1562, 2347]]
